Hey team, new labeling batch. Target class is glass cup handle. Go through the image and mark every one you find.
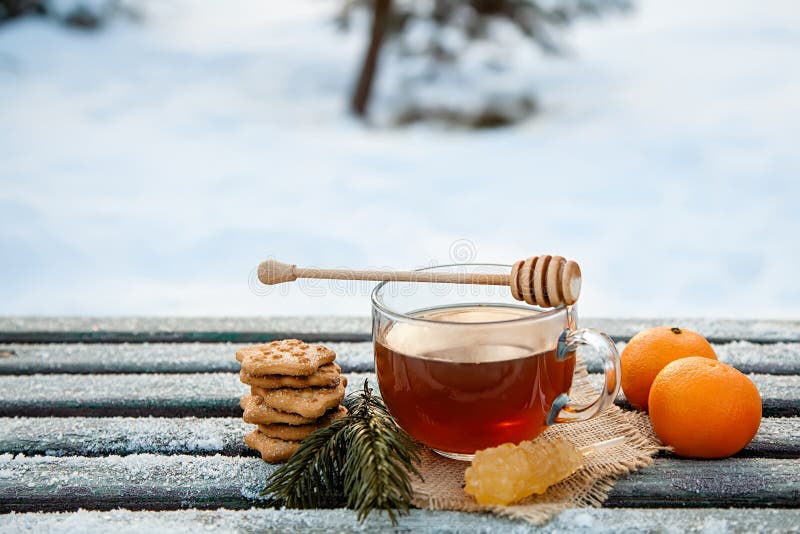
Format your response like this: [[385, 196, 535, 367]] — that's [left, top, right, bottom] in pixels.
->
[[546, 328, 621, 425]]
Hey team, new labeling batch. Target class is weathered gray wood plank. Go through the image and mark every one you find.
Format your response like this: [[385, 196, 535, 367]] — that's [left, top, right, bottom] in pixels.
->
[[605, 458, 800, 508], [0, 317, 371, 344], [1, 317, 798, 343], [0, 372, 796, 418], [2, 416, 795, 459], [583, 374, 800, 417], [585, 318, 800, 344], [0, 417, 256, 457], [0, 373, 372, 418], [0, 454, 796, 512], [733, 417, 800, 458], [0, 342, 375, 375], [2, 340, 797, 375], [624, 340, 800, 376], [1, 507, 798, 534]]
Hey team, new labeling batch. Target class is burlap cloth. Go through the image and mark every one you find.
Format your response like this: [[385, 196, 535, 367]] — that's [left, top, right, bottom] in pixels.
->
[[411, 361, 664, 525]]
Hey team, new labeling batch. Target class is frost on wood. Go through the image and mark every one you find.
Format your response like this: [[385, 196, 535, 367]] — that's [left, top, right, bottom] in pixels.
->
[[0, 508, 797, 534], [0, 417, 251, 457], [0, 372, 794, 417], [0, 373, 378, 417], [2, 318, 799, 342], [0, 507, 528, 533], [0, 372, 245, 406], [608, 340, 800, 375], [0, 342, 375, 374], [0, 453, 276, 505], [0, 343, 243, 374], [714, 341, 800, 375], [1, 339, 796, 376], [0, 317, 372, 335], [587, 373, 797, 417], [1, 455, 798, 512], [0, 494, 800, 534], [1, 417, 796, 458]]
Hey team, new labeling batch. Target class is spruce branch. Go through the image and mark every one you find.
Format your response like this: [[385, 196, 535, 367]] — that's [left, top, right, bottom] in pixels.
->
[[260, 379, 422, 525], [260, 417, 349, 509]]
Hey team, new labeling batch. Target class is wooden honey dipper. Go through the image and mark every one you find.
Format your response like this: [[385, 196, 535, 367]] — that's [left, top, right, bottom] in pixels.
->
[[258, 255, 581, 307]]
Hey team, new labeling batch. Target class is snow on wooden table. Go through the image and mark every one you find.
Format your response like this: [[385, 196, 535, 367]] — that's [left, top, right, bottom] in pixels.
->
[[0, 317, 797, 532]]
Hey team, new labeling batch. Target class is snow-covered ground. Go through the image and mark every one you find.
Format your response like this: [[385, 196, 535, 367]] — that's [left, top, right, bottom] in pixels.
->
[[0, 0, 798, 318]]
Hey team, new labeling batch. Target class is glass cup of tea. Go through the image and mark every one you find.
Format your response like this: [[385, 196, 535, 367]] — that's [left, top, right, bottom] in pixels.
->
[[372, 263, 621, 460]]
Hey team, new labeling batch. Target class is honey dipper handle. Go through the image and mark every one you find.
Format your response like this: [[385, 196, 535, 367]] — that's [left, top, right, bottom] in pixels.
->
[[258, 260, 509, 286]]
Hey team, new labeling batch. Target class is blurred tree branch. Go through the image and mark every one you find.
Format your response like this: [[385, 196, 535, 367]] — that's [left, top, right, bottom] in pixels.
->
[[351, 0, 392, 116], [0, 0, 139, 29], [339, 0, 631, 125], [0, 0, 46, 23]]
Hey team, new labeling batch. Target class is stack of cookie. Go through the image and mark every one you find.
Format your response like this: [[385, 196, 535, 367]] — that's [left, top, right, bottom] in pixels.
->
[[236, 339, 348, 463]]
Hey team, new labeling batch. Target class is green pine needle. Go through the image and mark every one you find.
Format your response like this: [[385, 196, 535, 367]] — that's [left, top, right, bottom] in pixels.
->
[[260, 379, 422, 524]]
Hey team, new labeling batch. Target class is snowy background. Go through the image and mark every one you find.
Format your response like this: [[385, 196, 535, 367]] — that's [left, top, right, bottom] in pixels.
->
[[0, 0, 798, 318]]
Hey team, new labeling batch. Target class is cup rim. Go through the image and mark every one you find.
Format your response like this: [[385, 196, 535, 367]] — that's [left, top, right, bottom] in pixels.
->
[[370, 262, 568, 326]]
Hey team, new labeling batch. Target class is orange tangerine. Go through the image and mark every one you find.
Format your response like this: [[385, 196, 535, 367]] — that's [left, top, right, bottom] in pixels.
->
[[648, 357, 761, 458], [620, 326, 717, 410]]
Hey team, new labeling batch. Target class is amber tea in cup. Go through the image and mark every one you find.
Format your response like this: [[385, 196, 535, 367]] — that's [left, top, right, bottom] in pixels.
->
[[372, 264, 621, 460]]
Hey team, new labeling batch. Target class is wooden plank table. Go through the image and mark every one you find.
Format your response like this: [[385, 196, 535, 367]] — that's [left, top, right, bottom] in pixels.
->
[[0, 317, 798, 533]]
